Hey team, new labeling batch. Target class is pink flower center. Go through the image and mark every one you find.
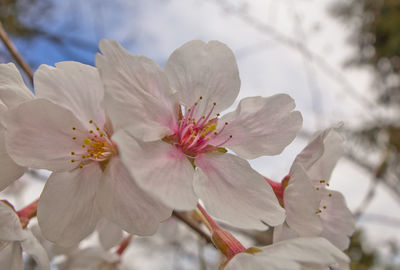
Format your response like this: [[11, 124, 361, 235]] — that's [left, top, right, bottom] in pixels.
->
[[169, 97, 232, 157], [70, 120, 116, 169]]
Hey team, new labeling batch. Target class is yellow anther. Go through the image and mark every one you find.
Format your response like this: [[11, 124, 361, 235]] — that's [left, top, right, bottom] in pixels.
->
[[82, 155, 86, 158], [72, 126, 76, 130], [214, 132, 218, 135], [323, 206, 327, 209], [82, 144, 86, 148], [328, 193, 332, 197], [194, 102, 198, 106], [71, 159, 75, 163], [320, 180, 325, 183], [79, 164, 83, 168], [200, 124, 216, 137], [89, 130, 94, 134], [316, 187, 320, 191], [71, 152, 75, 155], [202, 116, 205, 119], [96, 127, 100, 131], [213, 102, 216, 105], [100, 133, 104, 137], [326, 183, 330, 187], [89, 120, 93, 124], [216, 113, 220, 116], [84, 138, 92, 145], [72, 136, 77, 140], [199, 96, 203, 100]]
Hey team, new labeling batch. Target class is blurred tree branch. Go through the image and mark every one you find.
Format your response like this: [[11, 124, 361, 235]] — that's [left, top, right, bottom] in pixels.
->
[[0, 22, 33, 83]]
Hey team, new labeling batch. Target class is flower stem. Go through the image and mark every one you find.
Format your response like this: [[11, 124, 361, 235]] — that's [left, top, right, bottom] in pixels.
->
[[0, 22, 33, 84], [17, 199, 38, 228], [116, 235, 132, 255]]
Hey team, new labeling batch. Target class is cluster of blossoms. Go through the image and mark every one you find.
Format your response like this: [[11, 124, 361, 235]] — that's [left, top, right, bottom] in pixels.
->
[[0, 39, 354, 269]]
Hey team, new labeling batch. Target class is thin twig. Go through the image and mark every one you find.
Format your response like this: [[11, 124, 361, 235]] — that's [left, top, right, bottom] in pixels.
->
[[172, 211, 212, 244], [0, 22, 33, 84]]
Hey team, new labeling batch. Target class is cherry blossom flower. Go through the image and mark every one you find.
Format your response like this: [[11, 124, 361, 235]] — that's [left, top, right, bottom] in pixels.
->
[[96, 39, 302, 229], [0, 201, 49, 270], [222, 237, 350, 270], [0, 63, 34, 190], [4, 61, 172, 246], [196, 203, 349, 270], [268, 127, 355, 250]]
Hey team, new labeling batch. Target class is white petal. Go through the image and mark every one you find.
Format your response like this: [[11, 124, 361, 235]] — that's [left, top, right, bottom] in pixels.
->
[[0, 128, 25, 191], [20, 230, 50, 270], [165, 40, 240, 117], [113, 131, 198, 210], [96, 218, 123, 250], [0, 63, 34, 109], [272, 222, 299, 243], [261, 237, 349, 266], [0, 202, 26, 241], [319, 190, 355, 250], [226, 237, 348, 270], [97, 157, 172, 236], [34, 62, 105, 127], [58, 247, 119, 270], [307, 129, 344, 181], [193, 152, 285, 229], [0, 242, 23, 270], [219, 95, 302, 159], [284, 163, 322, 237], [293, 126, 344, 181], [5, 99, 88, 171], [96, 39, 177, 141], [37, 165, 101, 247]]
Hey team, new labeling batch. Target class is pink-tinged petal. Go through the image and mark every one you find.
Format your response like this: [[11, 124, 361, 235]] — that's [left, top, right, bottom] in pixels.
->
[[96, 218, 123, 250], [0, 63, 34, 109], [20, 230, 50, 270], [165, 40, 240, 117], [5, 99, 88, 171], [96, 39, 177, 141], [0, 242, 23, 270], [225, 238, 349, 270], [112, 130, 197, 210], [218, 95, 302, 159], [97, 157, 172, 236], [37, 165, 101, 247], [193, 152, 285, 230], [0, 202, 26, 242], [319, 190, 355, 251], [284, 163, 322, 237], [0, 129, 25, 191], [34, 62, 105, 127]]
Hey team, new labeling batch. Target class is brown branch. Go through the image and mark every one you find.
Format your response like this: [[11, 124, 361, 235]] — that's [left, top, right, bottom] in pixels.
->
[[172, 211, 212, 244], [0, 22, 33, 84]]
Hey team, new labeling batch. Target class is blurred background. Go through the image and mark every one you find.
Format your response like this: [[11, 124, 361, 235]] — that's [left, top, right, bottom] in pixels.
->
[[1, 0, 400, 269]]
